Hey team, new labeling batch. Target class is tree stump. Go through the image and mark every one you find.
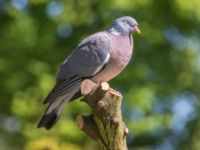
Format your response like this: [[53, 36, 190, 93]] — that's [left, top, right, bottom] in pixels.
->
[[76, 79, 128, 150]]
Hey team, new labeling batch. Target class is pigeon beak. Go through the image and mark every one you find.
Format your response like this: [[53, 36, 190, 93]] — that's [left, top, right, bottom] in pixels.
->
[[134, 26, 140, 34]]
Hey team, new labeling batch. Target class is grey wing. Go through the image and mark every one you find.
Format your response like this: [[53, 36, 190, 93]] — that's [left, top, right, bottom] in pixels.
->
[[38, 32, 110, 129], [44, 32, 110, 104], [58, 32, 110, 79]]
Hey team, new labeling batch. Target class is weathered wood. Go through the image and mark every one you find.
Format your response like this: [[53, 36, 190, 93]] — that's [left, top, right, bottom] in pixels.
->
[[77, 79, 128, 150], [76, 114, 100, 141]]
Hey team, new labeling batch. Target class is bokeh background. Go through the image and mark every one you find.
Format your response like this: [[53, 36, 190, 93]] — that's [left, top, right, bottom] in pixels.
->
[[0, 0, 200, 150]]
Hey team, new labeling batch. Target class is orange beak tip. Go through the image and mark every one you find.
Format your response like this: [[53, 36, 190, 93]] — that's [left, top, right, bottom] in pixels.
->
[[135, 26, 141, 34]]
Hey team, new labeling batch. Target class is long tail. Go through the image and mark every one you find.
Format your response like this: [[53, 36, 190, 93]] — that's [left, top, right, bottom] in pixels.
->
[[37, 79, 82, 129], [37, 106, 59, 129], [37, 94, 68, 129]]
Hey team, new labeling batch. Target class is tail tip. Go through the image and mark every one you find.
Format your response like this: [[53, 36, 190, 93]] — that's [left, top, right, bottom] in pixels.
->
[[37, 113, 58, 130]]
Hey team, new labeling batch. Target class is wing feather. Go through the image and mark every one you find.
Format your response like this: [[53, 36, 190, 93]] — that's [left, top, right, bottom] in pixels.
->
[[44, 32, 110, 104], [39, 32, 111, 129]]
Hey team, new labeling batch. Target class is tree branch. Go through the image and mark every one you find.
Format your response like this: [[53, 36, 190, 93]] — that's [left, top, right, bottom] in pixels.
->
[[76, 79, 128, 150]]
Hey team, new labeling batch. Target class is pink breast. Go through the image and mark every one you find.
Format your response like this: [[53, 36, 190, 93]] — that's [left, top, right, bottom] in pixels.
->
[[91, 34, 133, 83]]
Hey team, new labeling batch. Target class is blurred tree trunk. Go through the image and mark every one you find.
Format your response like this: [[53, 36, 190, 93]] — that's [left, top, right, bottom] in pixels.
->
[[77, 79, 128, 150]]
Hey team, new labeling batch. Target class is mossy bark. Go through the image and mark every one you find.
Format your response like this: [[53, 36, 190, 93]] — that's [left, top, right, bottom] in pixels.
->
[[76, 79, 128, 150]]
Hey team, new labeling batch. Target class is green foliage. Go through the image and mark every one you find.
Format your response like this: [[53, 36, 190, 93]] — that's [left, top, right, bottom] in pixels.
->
[[0, 0, 200, 149]]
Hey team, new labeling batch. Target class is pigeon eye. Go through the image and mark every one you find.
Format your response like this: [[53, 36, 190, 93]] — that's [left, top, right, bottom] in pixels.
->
[[124, 20, 134, 27], [129, 23, 134, 27]]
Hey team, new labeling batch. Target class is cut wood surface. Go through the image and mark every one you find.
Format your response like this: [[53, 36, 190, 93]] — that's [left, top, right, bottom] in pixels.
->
[[76, 79, 128, 150]]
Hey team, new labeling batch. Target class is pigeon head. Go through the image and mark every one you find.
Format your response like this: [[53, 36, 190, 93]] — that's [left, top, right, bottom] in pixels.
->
[[109, 16, 140, 36]]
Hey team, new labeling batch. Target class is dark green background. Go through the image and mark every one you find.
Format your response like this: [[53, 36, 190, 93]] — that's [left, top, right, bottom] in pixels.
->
[[0, 0, 200, 149]]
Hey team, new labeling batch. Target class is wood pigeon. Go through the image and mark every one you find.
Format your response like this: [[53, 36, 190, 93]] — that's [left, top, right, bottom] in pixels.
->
[[38, 16, 140, 129]]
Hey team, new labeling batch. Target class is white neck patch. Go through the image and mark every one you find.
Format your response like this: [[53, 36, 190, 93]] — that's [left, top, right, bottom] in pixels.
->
[[109, 28, 121, 36]]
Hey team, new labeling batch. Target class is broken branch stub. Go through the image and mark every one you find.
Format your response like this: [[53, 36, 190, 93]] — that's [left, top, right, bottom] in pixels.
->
[[77, 79, 128, 150]]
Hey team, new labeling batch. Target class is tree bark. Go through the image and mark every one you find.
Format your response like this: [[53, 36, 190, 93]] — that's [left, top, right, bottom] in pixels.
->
[[76, 79, 128, 150]]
